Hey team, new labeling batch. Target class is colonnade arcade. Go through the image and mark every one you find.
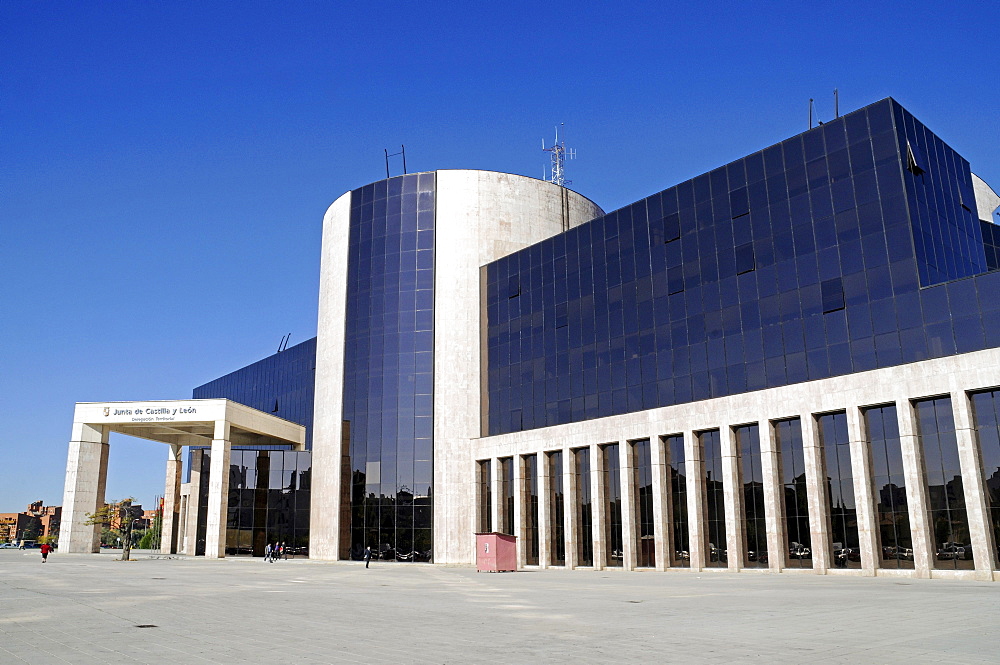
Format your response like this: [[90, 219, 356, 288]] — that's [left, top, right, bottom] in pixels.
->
[[474, 357, 1000, 582]]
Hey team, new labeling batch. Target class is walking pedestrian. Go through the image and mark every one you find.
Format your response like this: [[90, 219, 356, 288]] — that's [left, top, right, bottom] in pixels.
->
[[40, 543, 53, 563], [364, 546, 372, 569], [264, 542, 272, 562], [280, 542, 287, 560]]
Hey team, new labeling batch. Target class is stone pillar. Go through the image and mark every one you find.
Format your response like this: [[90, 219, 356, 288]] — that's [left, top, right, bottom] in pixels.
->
[[619, 440, 637, 570], [564, 447, 579, 569], [686, 430, 707, 571], [760, 420, 785, 572], [650, 434, 669, 572], [514, 455, 525, 568], [951, 391, 996, 580], [847, 407, 879, 576], [591, 443, 607, 570], [538, 453, 551, 569], [59, 423, 110, 553], [802, 414, 830, 573], [183, 449, 203, 556], [896, 398, 933, 578], [160, 444, 183, 554], [204, 421, 232, 559], [721, 426, 743, 572]]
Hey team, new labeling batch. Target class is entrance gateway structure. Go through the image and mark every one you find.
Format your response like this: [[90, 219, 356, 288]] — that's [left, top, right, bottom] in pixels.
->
[[59, 399, 305, 558]]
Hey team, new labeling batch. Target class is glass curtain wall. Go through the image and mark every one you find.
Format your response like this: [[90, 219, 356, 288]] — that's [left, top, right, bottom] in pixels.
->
[[865, 405, 913, 569], [633, 439, 655, 567], [700, 430, 727, 567], [190, 449, 312, 558], [500, 457, 514, 536], [548, 451, 566, 566], [343, 173, 436, 562], [523, 454, 539, 565], [818, 412, 861, 568], [776, 418, 812, 568], [477, 460, 492, 533], [666, 435, 690, 567], [575, 447, 594, 566], [603, 444, 623, 567], [735, 424, 767, 568], [914, 397, 974, 569], [970, 390, 1000, 569]]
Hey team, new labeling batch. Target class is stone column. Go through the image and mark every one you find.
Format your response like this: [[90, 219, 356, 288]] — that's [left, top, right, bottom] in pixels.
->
[[514, 455, 525, 568], [591, 443, 607, 570], [59, 423, 110, 553], [650, 434, 669, 571], [564, 447, 579, 569], [685, 431, 706, 571], [760, 420, 785, 572], [951, 391, 996, 580], [847, 407, 879, 576], [896, 398, 933, 578], [721, 426, 743, 572], [204, 421, 232, 559], [618, 440, 636, 570], [183, 449, 203, 556], [802, 414, 830, 573], [538, 452, 551, 569], [160, 444, 183, 554]]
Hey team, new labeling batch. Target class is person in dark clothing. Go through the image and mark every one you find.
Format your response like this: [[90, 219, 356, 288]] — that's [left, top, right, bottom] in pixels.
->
[[40, 543, 53, 563], [363, 546, 372, 568]]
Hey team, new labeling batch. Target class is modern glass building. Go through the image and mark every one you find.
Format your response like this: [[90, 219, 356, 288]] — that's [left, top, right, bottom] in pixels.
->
[[181, 338, 316, 556], [164, 98, 1000, 581]]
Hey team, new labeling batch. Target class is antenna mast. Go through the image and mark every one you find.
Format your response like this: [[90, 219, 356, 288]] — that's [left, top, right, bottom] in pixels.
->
[[542, 123, 575, 186]]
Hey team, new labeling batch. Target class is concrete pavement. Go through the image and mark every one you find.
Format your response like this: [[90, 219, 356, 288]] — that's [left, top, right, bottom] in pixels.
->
[[1, 549, 997, 664]]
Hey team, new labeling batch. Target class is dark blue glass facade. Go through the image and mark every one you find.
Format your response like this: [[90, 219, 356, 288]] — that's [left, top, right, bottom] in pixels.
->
[[342, 172, 435, 562], [193, 337, 317, 448], [486, 99, 1000, 435]]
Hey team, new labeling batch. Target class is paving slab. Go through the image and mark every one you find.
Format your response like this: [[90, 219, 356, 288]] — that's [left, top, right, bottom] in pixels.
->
[[1, 549, 997, 664]]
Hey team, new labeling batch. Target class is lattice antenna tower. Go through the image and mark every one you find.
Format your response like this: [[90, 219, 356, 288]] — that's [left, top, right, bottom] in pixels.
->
[[542, 123, 575, 186]]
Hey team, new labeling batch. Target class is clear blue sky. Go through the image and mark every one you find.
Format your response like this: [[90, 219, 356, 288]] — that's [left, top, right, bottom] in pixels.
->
[[2, 1, 998, 512]]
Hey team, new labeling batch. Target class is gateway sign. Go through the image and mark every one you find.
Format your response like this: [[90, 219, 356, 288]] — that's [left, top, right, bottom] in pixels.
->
[[99, 403, 203, 423]]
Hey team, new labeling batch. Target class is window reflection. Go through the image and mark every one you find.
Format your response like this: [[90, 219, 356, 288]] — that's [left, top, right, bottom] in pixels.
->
[[344, 173, 435, 563], [632, 439, 655, 567], [477, 460, 491, 533], [575, 448, 593, 566], [915, 397, 975, 570], [775, 418, 812, 568], [818, 412, 861, 568], [865, 405, 914, 569], [666, 435, 690, 567], [971, 390, 1000, 569], [735, 424, 767, 568], [602, 444, 623, 567], [523, 454, 539, 565], [548, 451, 566, 566], [700, 430, 727, 567]]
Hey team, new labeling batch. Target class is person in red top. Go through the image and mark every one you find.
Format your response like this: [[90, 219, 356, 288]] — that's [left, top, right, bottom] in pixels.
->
[[40, 543, 53, 563]]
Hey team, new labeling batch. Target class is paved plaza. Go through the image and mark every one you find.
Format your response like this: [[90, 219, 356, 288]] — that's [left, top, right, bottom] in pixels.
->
[[1, 549, 997, 664]]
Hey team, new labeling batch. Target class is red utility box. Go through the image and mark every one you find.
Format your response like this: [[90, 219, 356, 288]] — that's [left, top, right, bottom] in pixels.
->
[[476, 532, 517, 572]]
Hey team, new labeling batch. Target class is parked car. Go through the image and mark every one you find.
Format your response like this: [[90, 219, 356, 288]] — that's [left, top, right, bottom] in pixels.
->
[[0, 543, 18, 549]]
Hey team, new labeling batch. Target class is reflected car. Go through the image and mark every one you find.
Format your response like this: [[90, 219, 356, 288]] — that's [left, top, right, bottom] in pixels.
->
[[937, 543, 967, 560]]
